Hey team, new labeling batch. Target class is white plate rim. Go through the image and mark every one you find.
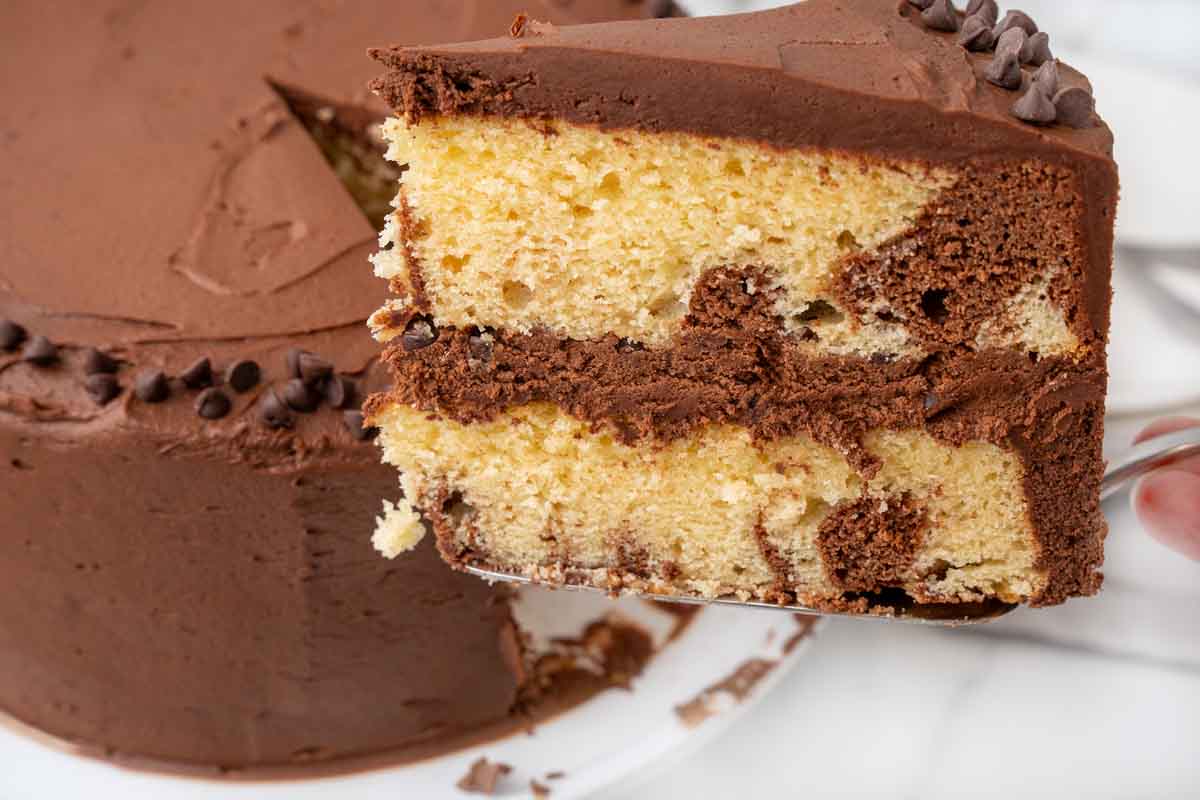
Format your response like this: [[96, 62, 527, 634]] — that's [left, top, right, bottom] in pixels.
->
[[0, 599, 822, 800]]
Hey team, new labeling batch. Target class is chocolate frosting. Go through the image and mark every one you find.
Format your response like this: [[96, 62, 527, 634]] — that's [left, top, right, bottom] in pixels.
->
[[374, 262, 1108, 604], [371, 0, 1118, 339], [372, 0, 1112, 161], [3, 0, 681, 368], [0, 0, 675, 769]]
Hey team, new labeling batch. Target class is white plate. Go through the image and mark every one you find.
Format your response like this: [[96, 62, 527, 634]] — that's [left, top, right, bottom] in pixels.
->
[[0, 590, 820, 800]]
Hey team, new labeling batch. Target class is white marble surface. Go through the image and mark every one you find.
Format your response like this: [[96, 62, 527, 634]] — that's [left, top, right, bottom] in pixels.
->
[[612, 616, 1200, 798], [606, 2, 1200, 797]]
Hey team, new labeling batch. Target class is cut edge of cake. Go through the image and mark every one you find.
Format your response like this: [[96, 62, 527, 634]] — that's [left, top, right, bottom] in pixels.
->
[[364, 1, 1117, 611]]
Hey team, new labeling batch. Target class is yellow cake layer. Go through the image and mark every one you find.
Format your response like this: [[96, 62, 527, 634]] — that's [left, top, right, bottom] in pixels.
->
[[371, 402, 1044, 605], [371, 116, 1078, 358]]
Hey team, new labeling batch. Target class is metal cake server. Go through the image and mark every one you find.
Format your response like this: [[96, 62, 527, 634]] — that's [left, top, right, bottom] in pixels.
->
[[468, 426, 1200, 626], [1118, 244, 1200, 273]]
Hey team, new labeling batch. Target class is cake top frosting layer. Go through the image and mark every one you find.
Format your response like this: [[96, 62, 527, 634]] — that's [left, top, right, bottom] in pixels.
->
[[372, 0, 1114, 166], [0, 0, 671, 445]]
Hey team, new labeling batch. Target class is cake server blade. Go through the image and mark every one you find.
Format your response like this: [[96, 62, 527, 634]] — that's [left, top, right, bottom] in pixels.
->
[[464, 564, 1015, 626]]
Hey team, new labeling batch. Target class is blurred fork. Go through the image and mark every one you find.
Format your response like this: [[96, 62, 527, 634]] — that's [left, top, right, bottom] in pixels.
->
[[1118, 244, 1200, 272], [468, 427, 1200, 626]]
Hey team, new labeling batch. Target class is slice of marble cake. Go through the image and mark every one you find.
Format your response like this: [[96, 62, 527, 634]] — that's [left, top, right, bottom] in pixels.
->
[[365, 1, 1118, 611]]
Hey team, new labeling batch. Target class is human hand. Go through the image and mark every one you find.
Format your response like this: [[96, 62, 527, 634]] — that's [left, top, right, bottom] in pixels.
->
[[1132, 417, 1200, 560]]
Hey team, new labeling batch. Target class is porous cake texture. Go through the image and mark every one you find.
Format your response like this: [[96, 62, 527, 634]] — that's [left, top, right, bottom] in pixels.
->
[[366, 1, 1118, 610], [374, 403, 1039, 603]]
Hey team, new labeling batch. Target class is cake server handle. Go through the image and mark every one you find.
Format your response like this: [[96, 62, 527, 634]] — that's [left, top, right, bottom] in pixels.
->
[[1100, 426, 1200, 502]]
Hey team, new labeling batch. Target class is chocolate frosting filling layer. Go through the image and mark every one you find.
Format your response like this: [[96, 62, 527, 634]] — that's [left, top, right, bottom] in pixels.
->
[[374, 266, 1105, 462], [372, 262, 1106, 604]]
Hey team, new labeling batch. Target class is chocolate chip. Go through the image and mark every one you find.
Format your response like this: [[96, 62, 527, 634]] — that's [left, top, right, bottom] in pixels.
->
[[134, 371, 170, 403], [1054, 87, 1095, 128], [1032, 60, 1060, 96], [85, 373, 121, 406], [921, 0, 960, 32], [21, 336, 58, 366], [993, 9, 1037, 38], [343, 410, 379, 441], [1012, 84, 1057, 124], [798, 299, 840, 322], [645, 0, 679, 16], [224, 359, 261, 392], [296, 352, 333, 386], [468, 328, 495, 361], [195, 387, 231, 420], [401, 316, 438, 352], [965, 0, 998, 26], [616, 337, 645, 353], [0, 320, 27, 352], [259, 388, 294, 429], [958, 15, 995, 51], [907, 0, 934, 8], [923, 392, 938, 411], [83, 348, 119, 375], [323, 375, 356, 409], [180, 357, 213, 389], [995, 26, 1027, 58], [283, 378, 319, 412], [285, 348, 307, 380], [1021, 31, 1052, 66], [984, 49, 1023, 90]]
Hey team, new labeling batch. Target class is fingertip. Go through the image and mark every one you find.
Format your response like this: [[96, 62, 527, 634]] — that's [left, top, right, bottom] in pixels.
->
[[1131, 417, 1200, 478], [1133, 470, 1200, 561], [1133, 416, 1200, 445]]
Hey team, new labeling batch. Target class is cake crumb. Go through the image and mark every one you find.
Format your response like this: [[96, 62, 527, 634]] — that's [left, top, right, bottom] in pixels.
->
[[783, 614, 819, 654], [372, 500, 426, 557], [674, 658, 778, 727], [510, 13, 528, 38], [456, 757, 512, 795], [531, 778, 551, 798]]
